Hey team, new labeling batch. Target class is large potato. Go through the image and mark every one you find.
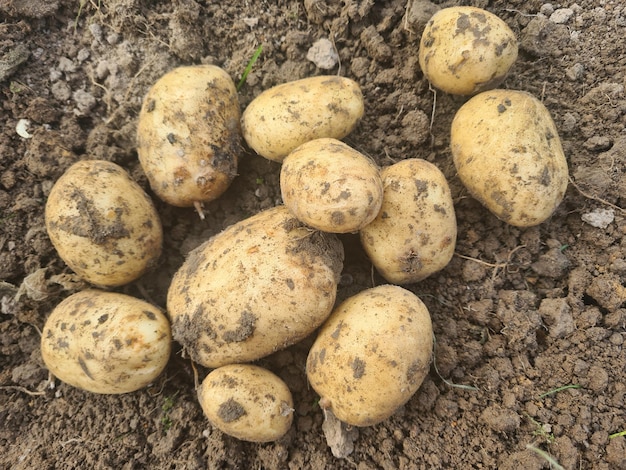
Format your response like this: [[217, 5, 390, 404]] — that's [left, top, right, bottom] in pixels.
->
[[450, 89, 568, 227], [41, 289, 171, 394], [167, 205, 344, 368], [360, 159, 456, 284], [241, 75, 364, 162], [45, 160, 163, 287], [280, 138, 383, 233], [419, 6, 518, 95], [198, 364, 294, 442], [306, 285, 433, 427]]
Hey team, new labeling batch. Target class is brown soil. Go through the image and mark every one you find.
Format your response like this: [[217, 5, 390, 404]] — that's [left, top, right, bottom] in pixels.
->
[[1, 1, 625, 469]]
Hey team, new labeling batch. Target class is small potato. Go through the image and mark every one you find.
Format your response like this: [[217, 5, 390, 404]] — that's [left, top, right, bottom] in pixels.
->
[[198, 364, 294, 442], [306, 285, 433, 427], [45, 160, 163, 287], [450, 89, 568, 227], [280, 138, 383, 233], [41, 290, 171, 394], [137, 65, 241, 210], [241, 75, 364, 162], [360, 159, 457, 284], [419, 6, 518, 95]]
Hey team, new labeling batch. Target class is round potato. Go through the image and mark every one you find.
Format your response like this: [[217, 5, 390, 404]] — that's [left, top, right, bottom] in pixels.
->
[[450, 89, 568, 227], [198, 364, 294, 442], [360, 159, 457, 284], [45, 160, 163, 287], [241, 75, 364, 162], [137, 65, 241, 212], [280, 138, 383, 233], [167, 205, 344, 368], [306, 284, 433, 427], [419, 6, 518, 95], [41, 289, 171, 394]]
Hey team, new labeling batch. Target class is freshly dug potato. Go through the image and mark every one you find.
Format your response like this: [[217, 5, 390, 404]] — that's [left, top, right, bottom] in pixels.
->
[[41, 289, 171, 394], [198, 364, 294, 442], [241, 75, 364, 162], [136, 65, 241, 213], [45, 160, 163, 287], [360, 159, 456, 284], [280, 138, 383, 233], [167, 205, 344, 368], [450, 89, 568, 227], [419, 6, 518, 95], [307, 285, 433, 427]]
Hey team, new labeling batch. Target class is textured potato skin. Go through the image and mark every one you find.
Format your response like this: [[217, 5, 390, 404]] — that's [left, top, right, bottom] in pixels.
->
[[198, 364, 294, 442], [136, 65, 241, 207], [41, 290, 171, 394], [280, 138, 383, 233], [241, 75, 364, 162], [45, 160, 163, 287], [167, 205, 344, 368], [360, 159, 457, 284], [306, 285, 433, 427], [451, 89, 568, 227]]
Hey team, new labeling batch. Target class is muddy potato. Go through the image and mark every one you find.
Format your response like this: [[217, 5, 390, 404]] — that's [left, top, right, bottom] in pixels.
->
[[45, 160, 163, 287], [41, 290, 171, 394], [419, 6, 518, 95], [241, 75, 364, 162], [280, 138, 383, 233], [167, 205, 344, 368], [360, 159, 457, 284], [451, 89, 568, 227], [198, 364, 294, 442]]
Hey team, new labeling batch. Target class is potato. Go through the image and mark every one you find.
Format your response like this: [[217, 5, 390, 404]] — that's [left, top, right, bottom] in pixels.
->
[[280, 138, 383, 233], [307, 285, 433, 427], [198, 364, 294, 442], [360, 159, 456, 284], [41, 289, 171, 394], [136, 65, 241, 213], [419, 6, 518, 95], [167, 205, 344, 368], [241, 75, 364, 162], [45, 160, 163, 287], [450, 89, 568, 227]]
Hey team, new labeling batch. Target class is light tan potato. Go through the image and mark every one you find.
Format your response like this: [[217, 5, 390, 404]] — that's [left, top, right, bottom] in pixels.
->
[[241, 75, 364, 162], [360, 159, 456, 284], [166, 205, 344, 368], [280, 138, 383, 233], [306, 284, 433, 427], [451, 89, 568, 227], [41, 289, 171, 394], [45, 160, 163, 287], [419, 6, 518, 95], [137, 65, 241, 211], [198, 364, 294, 442]]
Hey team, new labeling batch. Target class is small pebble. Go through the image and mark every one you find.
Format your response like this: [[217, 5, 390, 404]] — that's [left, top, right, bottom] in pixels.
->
[[306, 38, 338, 70], [581, 208, 615, 229], [550, 8, 574, 24]]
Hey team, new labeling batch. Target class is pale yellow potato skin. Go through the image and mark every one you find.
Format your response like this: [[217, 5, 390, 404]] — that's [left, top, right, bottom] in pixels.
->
[[241, 75, 364, 162], [419, 6, 518, 95], [306, 285, 433, 427], [451, 89, 568, 227], [45, 160, 163, 287], [360, 159, 456, 284], [137, 65, 241, 207], [280, 138, 383, 233], [198, 364, 294, 442], [166, 205, 344, 368], [41, 290, 171, 394]]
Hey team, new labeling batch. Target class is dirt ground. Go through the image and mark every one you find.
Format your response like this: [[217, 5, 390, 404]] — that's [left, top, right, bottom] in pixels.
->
[[1, 0, 626, 468]]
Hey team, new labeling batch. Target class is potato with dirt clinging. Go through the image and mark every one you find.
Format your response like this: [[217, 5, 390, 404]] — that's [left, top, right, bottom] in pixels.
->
[[450, 89, 568, 227], [45, 160, 163, 287], [41, 290, 171, 394], [241, 75, 364, 162]]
